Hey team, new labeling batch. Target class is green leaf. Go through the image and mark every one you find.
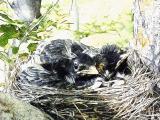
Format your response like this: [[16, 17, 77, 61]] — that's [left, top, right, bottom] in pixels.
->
[[0, 52, 12, 63], [0, 24, 19, 47], [27, 43, 38, 53], [0, 34, 9, 47], [12, 47, 19, 54], [19, 53, 29, 60], [0, 24, 17, 33], [0, 12, 14, 23]]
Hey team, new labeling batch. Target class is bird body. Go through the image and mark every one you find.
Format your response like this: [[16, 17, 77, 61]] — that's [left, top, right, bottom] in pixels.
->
[[18, 65, 64, 87], [17, 39, 129, 90], [17, 39, 76, 89]]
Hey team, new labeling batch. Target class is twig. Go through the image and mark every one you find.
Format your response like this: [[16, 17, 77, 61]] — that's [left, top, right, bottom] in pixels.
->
[[18, 0, 60, 47], [73, 102, 87, 120]]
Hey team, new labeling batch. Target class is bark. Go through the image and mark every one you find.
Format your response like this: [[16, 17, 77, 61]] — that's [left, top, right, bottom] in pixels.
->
[[8, 0, 42, 22], [0, 93, 53, 120], [132, 0, 160, 72], [70, 0, 79, 31]]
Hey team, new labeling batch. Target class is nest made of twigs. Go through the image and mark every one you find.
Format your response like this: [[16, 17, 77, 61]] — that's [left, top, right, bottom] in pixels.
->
[[98, 50, 160, 120], [9, 50, 160, 120]]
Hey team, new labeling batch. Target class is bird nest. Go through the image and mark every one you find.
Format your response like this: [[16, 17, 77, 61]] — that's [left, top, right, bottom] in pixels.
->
[[9, 50, 160, 120], [98, 50, 160, 120]]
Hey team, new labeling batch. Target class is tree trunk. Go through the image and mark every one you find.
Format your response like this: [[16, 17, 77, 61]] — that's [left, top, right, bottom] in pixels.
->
[[132, 0, 160, 72], [70, 0, 79, 31], [8, 0, 42, 22]]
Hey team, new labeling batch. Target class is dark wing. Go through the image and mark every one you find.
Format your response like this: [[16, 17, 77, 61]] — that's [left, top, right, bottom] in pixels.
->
[[29, 39, 73, 65], [71, 42, 100, 58], [71, 42, 89, 55], [39, 39, 73, 64], [17, 65, 65, 88]]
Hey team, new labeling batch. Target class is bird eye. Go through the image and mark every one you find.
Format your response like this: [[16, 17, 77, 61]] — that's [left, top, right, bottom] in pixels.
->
[[74, 62, 78, 69]]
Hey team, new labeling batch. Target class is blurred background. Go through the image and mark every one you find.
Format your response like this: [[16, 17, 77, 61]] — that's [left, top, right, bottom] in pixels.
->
[[0, 0, 133, 48], [40, 0, 133, 48]]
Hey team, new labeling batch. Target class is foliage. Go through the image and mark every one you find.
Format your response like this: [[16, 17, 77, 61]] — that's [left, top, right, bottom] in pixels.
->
[[0, 13, 32, 61], [74, 13, 133, 48], [0, 3, 70, 63], [0, 1, 133, 63], [0, 51, 12, 63]]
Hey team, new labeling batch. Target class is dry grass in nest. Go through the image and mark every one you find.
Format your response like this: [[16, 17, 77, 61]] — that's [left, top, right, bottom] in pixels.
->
[[9, 50, 160, 120], [98, 50, 160, 120], [10, 83, 117, 120]]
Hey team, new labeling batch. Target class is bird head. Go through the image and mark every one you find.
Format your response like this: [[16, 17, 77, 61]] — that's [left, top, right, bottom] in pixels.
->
[[94, 54, 107, 74], [94, 45, 121, 78], [73, 53, 98, 77], [41, 57, 76, 84]]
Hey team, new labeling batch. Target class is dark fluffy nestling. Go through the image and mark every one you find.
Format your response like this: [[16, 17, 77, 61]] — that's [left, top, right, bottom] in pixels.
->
[[17, 39, 76, 89], [17, 39, 101, 89], [94, 45, 130, 80]]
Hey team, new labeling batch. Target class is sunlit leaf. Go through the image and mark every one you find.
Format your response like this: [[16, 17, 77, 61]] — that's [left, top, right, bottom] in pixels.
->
[[0, 12, 14, 23], [0, 24, 19, 46], [0, 52, 12, 63], [19, 53, 29, 60], [27, 43, 38, 53], [0, 34, 9, 47]]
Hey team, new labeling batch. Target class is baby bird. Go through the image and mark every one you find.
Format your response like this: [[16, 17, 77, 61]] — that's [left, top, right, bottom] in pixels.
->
[[94, 45, 130, 80], [17, 39, 76, 89]]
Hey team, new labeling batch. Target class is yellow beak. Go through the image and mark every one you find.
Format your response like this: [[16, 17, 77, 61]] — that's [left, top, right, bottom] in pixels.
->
[[77, 66, 99, 75]]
